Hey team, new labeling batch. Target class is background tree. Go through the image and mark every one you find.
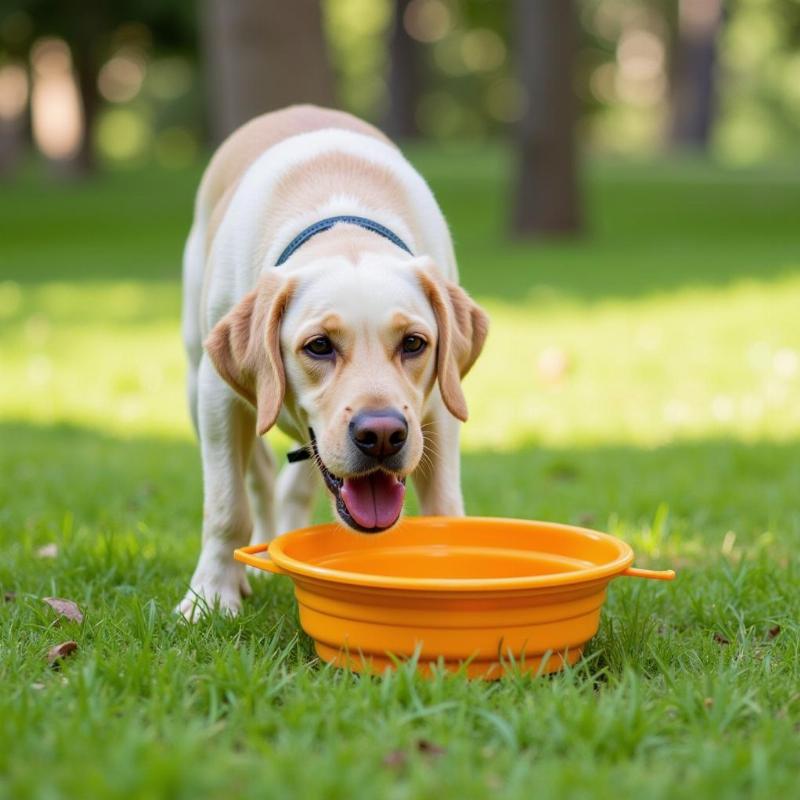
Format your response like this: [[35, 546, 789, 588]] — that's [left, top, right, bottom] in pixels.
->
[[0, 0, 195, 176], [670, 0, 724, 150], [63, 0, 106, 173], [511, 0, 582, 237], [201, 0, 335, 145], [384, 0, 424, 140]]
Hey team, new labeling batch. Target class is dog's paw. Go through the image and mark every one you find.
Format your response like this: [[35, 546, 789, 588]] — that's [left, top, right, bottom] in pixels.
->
[[176, 561, 252, 622]]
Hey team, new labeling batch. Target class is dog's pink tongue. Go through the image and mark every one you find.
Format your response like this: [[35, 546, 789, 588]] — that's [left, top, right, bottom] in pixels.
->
[[340, 472, 405, 530]]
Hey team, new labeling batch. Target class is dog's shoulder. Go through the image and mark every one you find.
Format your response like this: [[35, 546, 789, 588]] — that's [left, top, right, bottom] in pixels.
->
[[199, 107, 392, 249]]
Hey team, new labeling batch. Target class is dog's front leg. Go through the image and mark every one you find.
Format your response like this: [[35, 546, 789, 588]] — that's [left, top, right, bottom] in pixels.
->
[[412, 396, 465, 517], [247, 438, 277, 546], [178, 354, 256, 620]]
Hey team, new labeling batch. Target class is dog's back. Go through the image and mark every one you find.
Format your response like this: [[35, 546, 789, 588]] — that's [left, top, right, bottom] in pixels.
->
[[199, 106, 393, 254]]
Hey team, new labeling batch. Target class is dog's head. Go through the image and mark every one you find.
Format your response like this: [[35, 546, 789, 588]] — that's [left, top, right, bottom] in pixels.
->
[[205, 251, 488, 533]]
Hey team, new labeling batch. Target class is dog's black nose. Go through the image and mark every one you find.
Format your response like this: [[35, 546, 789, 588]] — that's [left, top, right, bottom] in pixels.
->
[[349, 410, 408, 459]]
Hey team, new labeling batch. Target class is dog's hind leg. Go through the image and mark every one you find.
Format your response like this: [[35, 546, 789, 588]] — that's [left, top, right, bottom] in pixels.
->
[[275, 459, 318, 535], [247, 437, 277, 548]]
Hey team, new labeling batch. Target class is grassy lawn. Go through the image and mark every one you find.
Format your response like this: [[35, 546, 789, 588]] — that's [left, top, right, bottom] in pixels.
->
[[1, 147, 799, 798]]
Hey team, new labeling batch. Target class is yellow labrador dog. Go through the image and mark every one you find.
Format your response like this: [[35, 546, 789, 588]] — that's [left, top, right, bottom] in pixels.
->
[[179, 105, 488, 619]]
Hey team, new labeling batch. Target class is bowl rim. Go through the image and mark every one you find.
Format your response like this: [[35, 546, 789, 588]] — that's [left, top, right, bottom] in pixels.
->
[[265, 516, 636, 592]]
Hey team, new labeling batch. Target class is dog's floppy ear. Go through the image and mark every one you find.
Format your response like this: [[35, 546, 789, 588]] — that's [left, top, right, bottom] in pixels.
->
[[417, 262, 489, 422], [205, 272, 294, 436]]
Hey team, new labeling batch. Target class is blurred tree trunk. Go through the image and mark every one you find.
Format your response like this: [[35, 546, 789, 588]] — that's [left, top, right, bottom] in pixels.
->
[[59, 1, 106, 177], [202, 0, 336, 144], [71, 47, 100, 175], [0, 67, 27, 177], [384, 0, 422, 139], [0, 117, 25, 177], [511, 0, 582, 238], [670, 0, 724, 150]]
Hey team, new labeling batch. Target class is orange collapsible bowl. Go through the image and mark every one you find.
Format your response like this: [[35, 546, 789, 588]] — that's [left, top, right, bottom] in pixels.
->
[[235, 517, 675, 679]]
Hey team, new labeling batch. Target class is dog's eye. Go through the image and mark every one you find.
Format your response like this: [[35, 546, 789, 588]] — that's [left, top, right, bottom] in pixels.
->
[[402, 335, 426, 355], [304, 336, 334, 358]]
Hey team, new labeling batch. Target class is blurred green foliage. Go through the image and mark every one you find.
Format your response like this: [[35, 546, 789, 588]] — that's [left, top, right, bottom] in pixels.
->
[[1, 0, 799, 167], [716, 0, 800, 162], [324, 0, 800, 162]]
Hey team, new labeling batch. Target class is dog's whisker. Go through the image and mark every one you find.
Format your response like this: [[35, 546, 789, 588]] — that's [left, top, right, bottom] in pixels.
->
[[422, 440, 442, 459], [416, 449, 435, 479]]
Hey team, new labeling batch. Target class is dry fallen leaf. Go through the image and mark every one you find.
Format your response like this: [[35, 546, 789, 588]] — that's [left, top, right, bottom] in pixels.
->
[[43, 597, 84, 624], [47, 641, 78, 667], [416, 739, 447, 758], [382, 740, 447, 768], [36, 543, 58, 559]]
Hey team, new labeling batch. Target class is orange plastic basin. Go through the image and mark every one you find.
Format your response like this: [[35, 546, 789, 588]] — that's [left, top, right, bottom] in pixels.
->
[[235, 516, 675, 679]]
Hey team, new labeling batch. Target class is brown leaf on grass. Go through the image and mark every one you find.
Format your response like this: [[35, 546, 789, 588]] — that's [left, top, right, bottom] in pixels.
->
[[47, 641, 78, 666], [382, 750, 407, 769], [43, 597, 83, 624], [416, 739, 447, 758], [713, 633, 730, 645], [36, 543, 58, 559], [3, 591, 15, 603], [382, 740, 447, 768], [768, 625, 781, 639]]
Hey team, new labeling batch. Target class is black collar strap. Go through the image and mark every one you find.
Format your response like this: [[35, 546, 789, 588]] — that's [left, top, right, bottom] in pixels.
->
[[287, 428, 315, 463], [275, 215, 413, 266], [286, 444, 311, 463]]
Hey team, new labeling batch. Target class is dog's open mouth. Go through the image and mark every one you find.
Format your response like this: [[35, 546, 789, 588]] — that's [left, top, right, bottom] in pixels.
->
[[289, 430, 407, 533], [318, 460, 406, 533]]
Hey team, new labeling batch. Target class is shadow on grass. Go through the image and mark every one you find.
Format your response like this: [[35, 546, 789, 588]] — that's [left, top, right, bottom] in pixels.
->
[[412, 146, 800, 301], [1, 154, 798, 303], [2, 419, 798, 552]]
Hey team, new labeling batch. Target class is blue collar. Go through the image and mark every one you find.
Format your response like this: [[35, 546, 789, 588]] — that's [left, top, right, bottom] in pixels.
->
[[275, 215, 413, 266]]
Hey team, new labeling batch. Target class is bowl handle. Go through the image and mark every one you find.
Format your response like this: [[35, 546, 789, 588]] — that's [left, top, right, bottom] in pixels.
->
[[622, 566, 676, 581], [233, 543, 285, 574]]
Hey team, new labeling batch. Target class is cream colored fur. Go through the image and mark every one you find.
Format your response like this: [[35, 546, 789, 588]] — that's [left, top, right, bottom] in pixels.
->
[[179, 105, 487, 619]]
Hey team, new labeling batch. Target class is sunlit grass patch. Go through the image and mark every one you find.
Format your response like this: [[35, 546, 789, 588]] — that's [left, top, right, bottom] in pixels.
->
[[2, 272, 798, 447], [467, 273, 800, 449], [0, 281, 188, 437]]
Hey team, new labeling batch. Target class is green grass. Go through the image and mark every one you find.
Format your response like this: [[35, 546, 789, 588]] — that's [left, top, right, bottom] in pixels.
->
[[1, 146, 800, 799]]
